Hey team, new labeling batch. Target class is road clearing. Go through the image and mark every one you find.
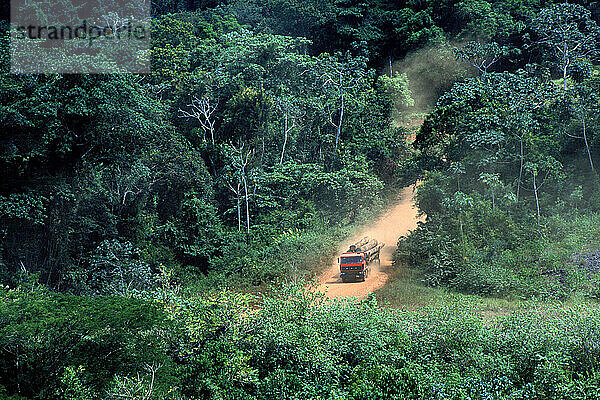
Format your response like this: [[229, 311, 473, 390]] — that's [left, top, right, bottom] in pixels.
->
[[315, 184, 423, 299]]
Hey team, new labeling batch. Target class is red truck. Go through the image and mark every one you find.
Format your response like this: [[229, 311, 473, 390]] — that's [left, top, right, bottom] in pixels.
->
[[338, 237, 384, 282]]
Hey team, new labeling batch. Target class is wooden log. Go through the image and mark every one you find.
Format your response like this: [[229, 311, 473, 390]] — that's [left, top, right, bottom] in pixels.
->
[[364, 245, 380, 258], [354, 237, 370, 247], [358, 236, 370, 245], [349, 237, 385, 257], [357, 239, 378, 252], [350, 236, 370, 252]]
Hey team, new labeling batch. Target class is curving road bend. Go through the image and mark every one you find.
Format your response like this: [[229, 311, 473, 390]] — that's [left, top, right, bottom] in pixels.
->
[[315, 184, 423, 299]]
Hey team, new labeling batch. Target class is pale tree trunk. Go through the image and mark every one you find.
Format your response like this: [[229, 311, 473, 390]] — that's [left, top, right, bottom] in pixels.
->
[[280, 113, 294, 164], [533, 172, 540, 225], [238, 148, 251, 236], [335, 91, 344, 152], [227, 143, 253, 234], [582, 118, 595, 173], [517, 137, 524, 200], [242, 170, 250, 235], [178, 95, 218, 143], [332, 86, 344, 166], [236, 190, 241, 232], [280, 114, 288, 164], [562, 44, 569, 91], [226, 182, 242, 231]]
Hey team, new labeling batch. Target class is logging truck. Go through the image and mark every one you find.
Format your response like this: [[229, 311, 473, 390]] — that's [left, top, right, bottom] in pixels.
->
[[338, 237, 385, 282]]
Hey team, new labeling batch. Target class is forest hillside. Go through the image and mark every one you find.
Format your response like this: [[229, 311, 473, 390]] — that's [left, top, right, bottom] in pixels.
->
[[2, 1, 600, 398]]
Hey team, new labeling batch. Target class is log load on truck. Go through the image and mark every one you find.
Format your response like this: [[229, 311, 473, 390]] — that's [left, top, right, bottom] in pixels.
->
[[338, 237, 385, 282]]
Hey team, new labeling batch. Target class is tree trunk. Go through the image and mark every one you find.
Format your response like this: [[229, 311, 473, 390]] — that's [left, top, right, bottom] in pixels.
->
[[332, 87, 344, 168], [517, 137, 524, 200], [582, 118, 595, 173], [533, 173, 540, 225], [242, 168, 250, 236], [562, 43, 568, 91], [237, 192, 241, 232], [280, 114, 288, 164]]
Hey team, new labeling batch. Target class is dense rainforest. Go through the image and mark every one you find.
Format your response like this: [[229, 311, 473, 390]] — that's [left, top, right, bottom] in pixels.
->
[[3, 0, 600, 398]]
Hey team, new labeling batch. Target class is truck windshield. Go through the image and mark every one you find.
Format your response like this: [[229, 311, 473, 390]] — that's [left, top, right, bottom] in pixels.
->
[[341, 256, 362, 264]]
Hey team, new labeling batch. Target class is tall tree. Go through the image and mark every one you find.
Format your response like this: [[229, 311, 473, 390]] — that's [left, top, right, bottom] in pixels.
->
[[567, 82, 599, 173], [533, 3, 600, 90], [453, 41, 505, 75]]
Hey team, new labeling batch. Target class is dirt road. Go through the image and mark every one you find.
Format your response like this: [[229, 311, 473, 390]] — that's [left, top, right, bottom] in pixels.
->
[[316, 184, 423, 299]]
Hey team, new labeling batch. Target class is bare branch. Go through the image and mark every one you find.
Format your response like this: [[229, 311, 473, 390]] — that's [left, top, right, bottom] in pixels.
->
[[178, 95, 219, 143]]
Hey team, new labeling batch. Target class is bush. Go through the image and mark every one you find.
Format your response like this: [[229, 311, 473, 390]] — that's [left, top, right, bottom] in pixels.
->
[[4, 283, 600, 399], [0, 287, 173, 399], [396, 172, 600, 300]]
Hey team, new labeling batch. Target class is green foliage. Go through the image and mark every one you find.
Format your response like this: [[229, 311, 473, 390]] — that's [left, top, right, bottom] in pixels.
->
[[158, 194, 225, 275], [227, 0, 444, 65], [402, 69, 600, 296], [143, 286, 600, 398], [56, 366, 94, 400], [85, 240, 158, 297], [399, 1, 600, 299], [1, 9, 405, 289], [454, 0, 533, 41], [533, 3, 600, 90], [453, 41, 507, 74], [6, 1, 600, 399], [397, 166, 600, 299], [5, 282, 600, 399], [8, 0, 591, 293], [0, 287, 172, 399]]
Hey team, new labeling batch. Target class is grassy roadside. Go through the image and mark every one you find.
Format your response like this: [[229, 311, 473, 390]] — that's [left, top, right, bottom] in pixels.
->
[[376, 265, 600, 320], [375, 267, 517, 313]]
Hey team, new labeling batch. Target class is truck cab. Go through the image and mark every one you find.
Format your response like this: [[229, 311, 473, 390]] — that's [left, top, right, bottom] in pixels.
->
[[339, 252, 368, 282]]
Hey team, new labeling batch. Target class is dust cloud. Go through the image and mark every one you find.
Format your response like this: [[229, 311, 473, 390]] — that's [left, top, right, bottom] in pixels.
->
[[316, 185, 424, 299], [314, 44, 470, 299], [388, 43, 475, 116]]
